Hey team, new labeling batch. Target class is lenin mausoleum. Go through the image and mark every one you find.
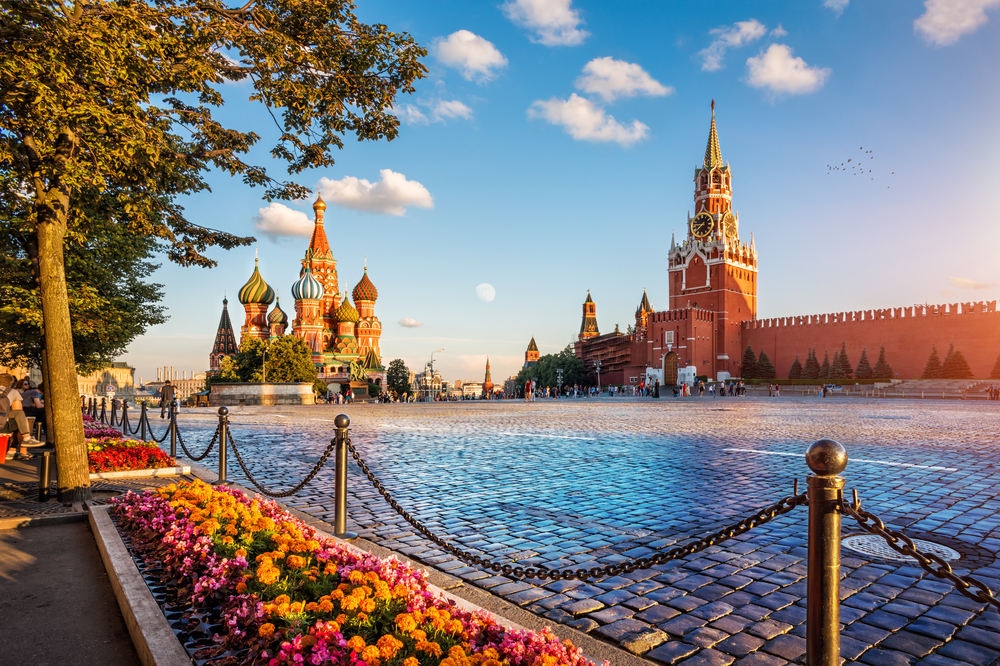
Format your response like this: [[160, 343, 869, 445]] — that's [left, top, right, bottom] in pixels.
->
[[574, 102, 1000, 387]]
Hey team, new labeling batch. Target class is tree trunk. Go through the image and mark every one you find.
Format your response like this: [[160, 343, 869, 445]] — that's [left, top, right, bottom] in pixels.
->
[[36, 198, 91, 503]]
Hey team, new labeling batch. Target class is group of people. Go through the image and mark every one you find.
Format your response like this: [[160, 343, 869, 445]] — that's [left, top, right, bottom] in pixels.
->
[[987, 384, 1000, 401], [1, 374, 46, 461]]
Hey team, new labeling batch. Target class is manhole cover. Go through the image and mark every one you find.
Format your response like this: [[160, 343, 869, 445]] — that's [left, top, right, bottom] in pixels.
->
[[843, 534, 961, 562]]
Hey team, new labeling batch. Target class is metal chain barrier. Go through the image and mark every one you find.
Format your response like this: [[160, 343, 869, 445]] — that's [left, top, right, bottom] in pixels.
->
[[842, 494, 1000, 610], [347, 438, 807, 581], [176, 424, 218, 462], [142, 410, 172, 444], [121, 408, 143, 436], [225, 429, 335, 498], [109, 402, 119, 427]]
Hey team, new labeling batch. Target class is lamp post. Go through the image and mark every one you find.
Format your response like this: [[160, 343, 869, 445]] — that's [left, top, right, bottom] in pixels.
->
[[556, 368, 563, 398], [594, 359, 602, 393], [429, 348, 443, 401]]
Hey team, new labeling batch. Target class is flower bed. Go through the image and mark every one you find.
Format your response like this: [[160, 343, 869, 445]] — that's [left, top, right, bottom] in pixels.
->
[[83, 413, 123, 440], [111, 481, 606, 666], [89, 441, 176, 473]]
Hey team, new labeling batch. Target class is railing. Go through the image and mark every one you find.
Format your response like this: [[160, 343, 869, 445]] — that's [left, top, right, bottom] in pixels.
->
[[83, 397, 1000, 663]]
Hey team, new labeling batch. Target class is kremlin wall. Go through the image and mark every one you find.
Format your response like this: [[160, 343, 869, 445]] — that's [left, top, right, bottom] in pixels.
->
[[573, 103, 1000, 386]]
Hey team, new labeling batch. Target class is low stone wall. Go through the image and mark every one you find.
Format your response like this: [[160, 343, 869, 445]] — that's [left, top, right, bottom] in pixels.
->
[[209, 382, 315, 406]]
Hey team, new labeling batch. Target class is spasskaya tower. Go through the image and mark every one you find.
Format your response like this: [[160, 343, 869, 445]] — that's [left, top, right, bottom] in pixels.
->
[[666, 100, 758, 379]]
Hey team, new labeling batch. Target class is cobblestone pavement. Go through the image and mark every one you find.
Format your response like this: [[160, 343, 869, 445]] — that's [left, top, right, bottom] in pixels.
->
[[167, 398, 1000, 665]]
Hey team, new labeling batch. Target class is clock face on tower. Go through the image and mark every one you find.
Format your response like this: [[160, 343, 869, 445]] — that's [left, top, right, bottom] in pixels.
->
[[691, 212, 714, 238], [722, 211, 737, 238]]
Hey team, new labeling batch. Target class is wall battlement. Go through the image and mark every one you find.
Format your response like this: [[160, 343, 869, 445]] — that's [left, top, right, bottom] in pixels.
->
[[741, 301, 999, 331]]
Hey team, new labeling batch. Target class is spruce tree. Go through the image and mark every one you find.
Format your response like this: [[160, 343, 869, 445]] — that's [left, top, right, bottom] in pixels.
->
[[854, 348, 873, 379], [942, 342, 955, 370], [835, 342, 853, 380], [941, 349, 974, 379], [803, 348, 821, 379], [741, 346, 758, 379], [921, 345, 943, 379], [872, 345, 894, 379], [818, 351, 831, 380], [991, 352, 1000, 379], [788, 356, 803, 380], [757, 351, 776, 379]]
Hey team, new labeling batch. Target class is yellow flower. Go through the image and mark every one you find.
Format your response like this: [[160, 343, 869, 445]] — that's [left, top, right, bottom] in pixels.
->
[[361, 645, 381, 664], [347, 636, 366, 653], [403, 659, 419, 666], [258, 623, 276, 638]]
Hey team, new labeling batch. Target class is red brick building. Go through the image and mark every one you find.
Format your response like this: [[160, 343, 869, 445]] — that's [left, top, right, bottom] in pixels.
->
[[575, 102, 1000, 384]]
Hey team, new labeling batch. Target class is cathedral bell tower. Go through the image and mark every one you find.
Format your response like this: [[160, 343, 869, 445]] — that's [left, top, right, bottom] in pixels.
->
[[667, 101, 758, 379]]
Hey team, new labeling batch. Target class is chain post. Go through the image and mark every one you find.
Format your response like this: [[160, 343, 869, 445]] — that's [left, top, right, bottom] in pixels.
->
[[805, 439, 848, 666], [140, 402, 148, 442], [333, 414, 357, 539], [122, 400, 129, 432], [212, 407, 229, 485], [100, 397, 107, 423], [169, 399, 178, 458]]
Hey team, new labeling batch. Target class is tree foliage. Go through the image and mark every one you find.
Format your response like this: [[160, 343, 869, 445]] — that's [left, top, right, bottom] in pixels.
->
[[215, 336, 316, 384], [829, 342, 853, 380], [872, 345, 894, 379], [515, 345, 588, 391], [854, 348, 873, 380], [740, 346, 758, 379], [941, 348, 974, 379], [0, 0, 426, 502], [921, 345, 943, 379], [787, 356, 802, 380], [756, 350, 776, 379], [818, 351, 830, 380], [802, 348, 820, 379], [386, 359, 410, 396]]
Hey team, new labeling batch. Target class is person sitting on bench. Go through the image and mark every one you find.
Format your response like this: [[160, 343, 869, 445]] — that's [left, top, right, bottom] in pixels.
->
[[1, 373, 45, 461]]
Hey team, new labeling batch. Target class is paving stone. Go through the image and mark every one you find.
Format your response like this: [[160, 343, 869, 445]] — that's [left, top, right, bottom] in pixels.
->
[[669, 595, 710, 612], [842, 622, 891, 645], [504, 587, 554, 606], [865, 610, 911, 631], [840, 635, 872, 661], [677, 647, 736, 666], [937, 640, 1000, 665], [565, 617, 599, 633], [715, 633, 766, 656], [595, 619, 669, 654], [912, 655, 969, 666], [923, 605, 976, 626], [859, 648, 916, 666], [646, 587, 688, 604], [595, 575, 637, 590], [636, 604, 682, 624], [762, 634, 806, 661], [588, 605, 635, 624], [907, 616, 959, 641], [594, 589, 635, 605], [711, 615, 755, 635], [733, 654, 789, 666], [561, 598, 605, 615], [746, 619, 791, 640], [624, 595, 658, 611], [879, 631, 944, 657], [647, 641, 699, 665], [544, 608, 573, 623], [690, 601, 735, 621], [661, 615, 709, 637], [491, 581, 534, 596], [686, 627, 731, 648]]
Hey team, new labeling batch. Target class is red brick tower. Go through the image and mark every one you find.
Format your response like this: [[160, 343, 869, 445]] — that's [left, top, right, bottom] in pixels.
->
[[635, 290, 653, 342], [483, 356, 493, 395], [209, 297, 239, 373], [524, 337, 540, 368], [302, 194, 341, 338], [579, 292, 600, 340], [667, 101, 758, 378]]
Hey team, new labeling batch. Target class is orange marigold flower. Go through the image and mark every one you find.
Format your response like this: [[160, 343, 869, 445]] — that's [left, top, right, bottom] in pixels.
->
[[257, 566, 280, 586], [258, 623, 276, 638], [410, 629, 427, 642], [376, 635, 403, 659], [274, 595, 291, 605], [348, 570, 364, 584], [286, 555, 307, 569], [448, 619, 464, 634], [361, 645, 381, 664], [360, 598, 376, 613], [357, 612, 369, 623], [318, 600, 334, 613], [235, 549, 247, 559], [403, 659, 419, 666], [347, 636, 366, 653], [236, 582, 247, 593], [304, 602, 319, 612], [290, 601, 304, 614], [365, 571, 379, 584], [396, 614, 417, 632], [416, 641, 443, 658]]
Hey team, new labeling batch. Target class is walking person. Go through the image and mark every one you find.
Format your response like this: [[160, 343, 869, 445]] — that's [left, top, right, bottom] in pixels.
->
[[159, 379, 175, 418]]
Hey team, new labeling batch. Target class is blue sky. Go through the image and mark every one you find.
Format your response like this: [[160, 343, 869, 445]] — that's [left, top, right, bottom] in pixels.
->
[[122, 0, 1000, 386]]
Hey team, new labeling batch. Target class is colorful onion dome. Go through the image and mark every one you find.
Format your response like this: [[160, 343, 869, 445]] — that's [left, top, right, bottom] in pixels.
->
[[267, 298, 288, 326], [352, 268, 378, 303], [313, 193, 327, 212], [238, 259, 275, 305], [291, 268, 325, 301], [332, 295, 360, 323]]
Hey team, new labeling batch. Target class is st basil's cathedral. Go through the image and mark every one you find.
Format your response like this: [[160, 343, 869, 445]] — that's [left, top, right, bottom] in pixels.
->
[[209, 194, 385, 390]]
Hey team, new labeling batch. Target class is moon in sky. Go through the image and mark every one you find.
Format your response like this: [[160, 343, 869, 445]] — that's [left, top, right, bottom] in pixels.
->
[[475, 283, 496, 302]]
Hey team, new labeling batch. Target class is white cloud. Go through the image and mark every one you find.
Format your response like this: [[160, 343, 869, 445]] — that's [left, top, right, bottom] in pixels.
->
[[699, 19, 767, 71], [745, 44, 831, 95], [501, 0, 589, 46], [824, 0, 850, 16], [950, 277, 999, 289], [318, 170, 434, 216], [397, 99, 473, 125], [432, 30, 508, 82], [398, 318, 424, 328], [914, 0, 1000, 46], [528, 94, 649, 146], [574, 57, 673, 102], [253, 202, 312, 240], [770, 24, 788, 37]]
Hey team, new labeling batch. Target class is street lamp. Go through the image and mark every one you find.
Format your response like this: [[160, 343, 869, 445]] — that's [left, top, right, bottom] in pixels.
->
[[593, 359, 602, 393], [556, 368, 563, 398], [429, 348, 444, 400]]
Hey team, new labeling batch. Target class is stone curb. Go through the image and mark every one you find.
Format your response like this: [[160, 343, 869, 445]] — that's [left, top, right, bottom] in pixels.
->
[[179, 458, 654, 666], [89, 466, 191, 480], [89, 504, 192, 666], [0, 509, 87, 531]]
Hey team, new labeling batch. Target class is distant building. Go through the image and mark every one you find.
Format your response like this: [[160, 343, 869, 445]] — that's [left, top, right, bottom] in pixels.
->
[[78, 362, 135, 398], [462, 381, 483, 397], [523, 337, 539, 369], [482, 357, 493, 395]]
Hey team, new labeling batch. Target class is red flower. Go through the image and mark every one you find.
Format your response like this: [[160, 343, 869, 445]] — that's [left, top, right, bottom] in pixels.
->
[[89, 443, 176, 473]]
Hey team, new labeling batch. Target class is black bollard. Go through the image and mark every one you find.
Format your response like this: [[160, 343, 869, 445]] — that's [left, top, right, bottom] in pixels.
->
[[100, 397, 107, 423], [140, 403, 148, 442], [122, 400, 129, 432], [212, 407, 229, 485], [169, 399, 178, 458], [37, 451, 53, 502], [805, 439, 847, 666], [333, 414, 358, 539]]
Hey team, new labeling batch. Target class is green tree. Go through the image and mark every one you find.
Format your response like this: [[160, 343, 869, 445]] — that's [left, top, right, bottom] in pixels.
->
[[263, 336, 318, 384], [787, 356, 803, 380], [991, 352, 1000, 379], [386, 359, 411, 396], [0, 0, 425, 502], [854, 348, 873, 380], [802, 348, 820, 379], [921, 345, 943, 379], [515, 345, 588, 391], [740, 346, 758, 379], [313, 379, 330, 396], [217, 337, 267, 382], [756, 350, 776, 379], [872, 345, 894, 379], [818, 351, 831, 380], [941, 348, 974, 379], [829, 342, 853, 380]]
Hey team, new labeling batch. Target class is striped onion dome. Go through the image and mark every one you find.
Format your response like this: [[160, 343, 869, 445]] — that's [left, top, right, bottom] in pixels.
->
[[332, 295, 360, 323], [352, 268, 378, 303], [291, 269, 324, 301], [238, 259, 275, 305], [267, 298, 288, 326]]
